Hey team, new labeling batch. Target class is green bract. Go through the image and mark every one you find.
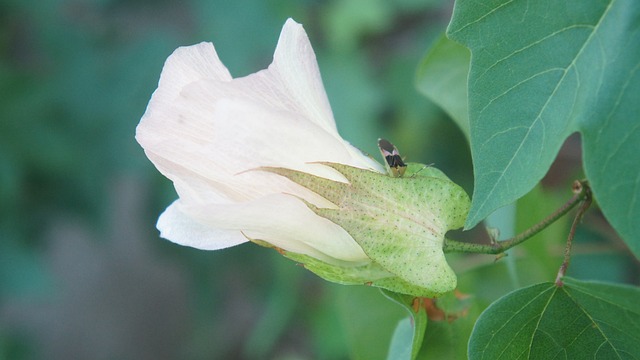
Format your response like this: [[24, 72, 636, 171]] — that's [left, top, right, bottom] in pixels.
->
[[259, 163, 470, 297]]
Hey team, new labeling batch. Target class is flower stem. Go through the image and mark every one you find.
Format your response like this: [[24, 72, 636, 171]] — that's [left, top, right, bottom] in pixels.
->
[[444, 180, 591, 255], [555, 181, 592, 286]]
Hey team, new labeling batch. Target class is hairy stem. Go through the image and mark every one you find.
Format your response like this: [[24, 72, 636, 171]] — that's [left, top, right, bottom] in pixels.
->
[[444, 180, 591, 255], [555, 182, 592, 286]]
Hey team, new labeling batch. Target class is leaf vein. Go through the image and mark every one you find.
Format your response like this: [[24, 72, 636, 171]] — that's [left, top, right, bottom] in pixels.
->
[[598, 63, 640, 170], [474, 24, 595, 86], [473, 0, 616, 221], [482, 286, 555, 359], [448, 0, 515, 36], [527, 287, 559, 358], [563, 288, 626, 359]]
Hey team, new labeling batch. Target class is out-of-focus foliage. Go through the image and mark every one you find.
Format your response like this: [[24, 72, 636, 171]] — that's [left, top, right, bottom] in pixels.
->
[[1, 0, 637, 359], [0, 0, 460, 359], [416, 35, 470, 139]]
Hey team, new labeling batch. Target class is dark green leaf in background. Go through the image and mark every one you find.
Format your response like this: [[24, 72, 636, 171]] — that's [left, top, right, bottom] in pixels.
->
[[445, 0, 640, 257], [416, 34, 471, 140], [468, 277, 640, 359]]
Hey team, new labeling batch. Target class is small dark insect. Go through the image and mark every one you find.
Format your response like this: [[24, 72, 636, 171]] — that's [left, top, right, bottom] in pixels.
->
[[378, 138, 407, 177]]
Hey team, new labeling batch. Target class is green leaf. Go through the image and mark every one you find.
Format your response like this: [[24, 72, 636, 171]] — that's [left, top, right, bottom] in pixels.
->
[[468, 277, 640, 359], [447, 0, 640, 257], [382, 290, 428, 360], [416, 34, 471, 139]]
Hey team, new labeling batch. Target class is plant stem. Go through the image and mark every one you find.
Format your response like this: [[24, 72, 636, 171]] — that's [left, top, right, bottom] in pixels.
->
[[444, 180, 591, 255], [555, 182, 592, 286]]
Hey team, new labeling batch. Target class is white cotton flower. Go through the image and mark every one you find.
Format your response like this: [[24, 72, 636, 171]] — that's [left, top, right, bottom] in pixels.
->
[[136, 18, 384, 264]]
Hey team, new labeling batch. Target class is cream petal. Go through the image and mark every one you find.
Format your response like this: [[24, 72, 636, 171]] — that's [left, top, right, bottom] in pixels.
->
[[137, 19, 383, 195], [140, 91, 371, 204], [143, 152, 238, 204], [143, 42, 232, 119], [137, 18, 385, 264], [157, 200, 248, 250], [164, 42, 232, 84], [270, 19, 385, 172], [143, 19, 333, 135], [267, 18, 337, 134], [180, 194, 370, 263]]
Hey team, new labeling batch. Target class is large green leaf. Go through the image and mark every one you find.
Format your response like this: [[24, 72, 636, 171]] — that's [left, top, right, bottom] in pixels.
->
[[468, 277, 640, 359], [446, 0, 640, 257]]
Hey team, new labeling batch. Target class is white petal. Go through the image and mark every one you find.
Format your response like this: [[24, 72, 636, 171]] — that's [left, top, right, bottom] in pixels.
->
[[140, 91, 370, 205], [143, 42, 232, 120], [180, 194, 370, 263], [267, 18, 337, 134], [137, 19, 385, 264], [157, 200, 247, 250]]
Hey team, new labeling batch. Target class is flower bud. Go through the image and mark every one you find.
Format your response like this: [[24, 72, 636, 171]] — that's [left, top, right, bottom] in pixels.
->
[[261, 163, 470, 297]]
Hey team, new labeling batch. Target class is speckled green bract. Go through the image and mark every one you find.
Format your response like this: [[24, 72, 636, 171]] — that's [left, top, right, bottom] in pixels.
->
[[253, 241, 435, 297], [263, 162, 470, 297]]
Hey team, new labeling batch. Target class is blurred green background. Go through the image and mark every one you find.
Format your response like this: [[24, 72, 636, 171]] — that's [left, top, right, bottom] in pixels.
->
[[1, 0, 636, 359]]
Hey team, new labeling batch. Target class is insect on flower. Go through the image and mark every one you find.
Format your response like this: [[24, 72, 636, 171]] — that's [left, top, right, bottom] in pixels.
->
[[378, 138, 407, 178]]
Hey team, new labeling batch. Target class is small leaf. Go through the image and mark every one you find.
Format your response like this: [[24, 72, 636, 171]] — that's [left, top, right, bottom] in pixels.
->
[[387, 317, 415, 360], [468, 277, 640, 360], [382, 290, 428, 360]]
